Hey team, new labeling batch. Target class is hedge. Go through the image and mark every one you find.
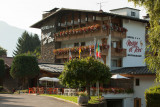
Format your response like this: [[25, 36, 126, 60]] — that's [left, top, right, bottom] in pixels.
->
[[0, 59, 5, 78], [145, 86, 160, 107]]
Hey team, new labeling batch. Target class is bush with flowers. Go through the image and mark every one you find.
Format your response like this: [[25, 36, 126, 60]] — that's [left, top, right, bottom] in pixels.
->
[[78, 92, 88, 96]]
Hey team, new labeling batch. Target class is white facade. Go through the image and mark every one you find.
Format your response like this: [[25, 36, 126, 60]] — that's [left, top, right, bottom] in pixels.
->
[[133, 76, 155, 107], [110, 7, 140, 18], [122, 19, 146, 67], [102, 76, 155, 107], [103, 93, 134, 107]]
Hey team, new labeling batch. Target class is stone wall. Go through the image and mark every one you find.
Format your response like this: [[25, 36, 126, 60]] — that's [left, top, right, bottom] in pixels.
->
[[41, 42, 55, 63]]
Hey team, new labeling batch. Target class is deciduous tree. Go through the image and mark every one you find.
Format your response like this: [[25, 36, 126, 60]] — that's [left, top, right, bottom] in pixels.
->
[[59, 57, 111, 98], [10, 55, 40, 88]]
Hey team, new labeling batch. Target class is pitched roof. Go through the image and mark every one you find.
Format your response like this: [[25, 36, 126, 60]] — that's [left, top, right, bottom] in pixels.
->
[[110, 7, 140, 11], [39, 63, 64, 73], [0, 57, 13, 67], [111, 66, 155, 75], [31, 8, 148, 28]]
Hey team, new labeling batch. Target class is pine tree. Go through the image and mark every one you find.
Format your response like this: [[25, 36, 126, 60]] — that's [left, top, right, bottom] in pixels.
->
[[13, 31, 40, 56], [0, 46, 7, 56]]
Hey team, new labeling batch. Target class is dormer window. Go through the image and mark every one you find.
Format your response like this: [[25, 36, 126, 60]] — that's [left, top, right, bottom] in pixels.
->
[[131, 11, 136, 17]]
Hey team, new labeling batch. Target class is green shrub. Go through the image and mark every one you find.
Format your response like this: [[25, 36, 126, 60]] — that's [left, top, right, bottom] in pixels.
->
[[0, 59, 5, 78], [145, 86, 160, 107], [0, 86, 3, 91]]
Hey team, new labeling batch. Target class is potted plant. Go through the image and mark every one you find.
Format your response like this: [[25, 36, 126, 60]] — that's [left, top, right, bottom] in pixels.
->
[[78, 92, 89, 106]]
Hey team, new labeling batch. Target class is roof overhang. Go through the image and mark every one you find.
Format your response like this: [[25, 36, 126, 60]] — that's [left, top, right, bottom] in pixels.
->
[[39, 63, 64, 74], [31, 8, 148, 29]]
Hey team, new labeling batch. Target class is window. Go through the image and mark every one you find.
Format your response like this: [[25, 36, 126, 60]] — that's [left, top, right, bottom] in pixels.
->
[[85, 13, 88, 22], [135, 78, 140, 86], [131, 11, 136, 16], [111, 60, 117, 67], [111, 41, 117, 48], [74, 43, 79, 47], [81, 42, 85, 46], [134, 98, 141, 107]]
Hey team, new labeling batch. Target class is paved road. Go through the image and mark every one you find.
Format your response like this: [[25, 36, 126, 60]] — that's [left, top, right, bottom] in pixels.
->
[[0, 94, 79, 107]]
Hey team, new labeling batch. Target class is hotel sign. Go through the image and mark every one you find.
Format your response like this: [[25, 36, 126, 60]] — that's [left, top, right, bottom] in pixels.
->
[[126, 36, 144, 57]]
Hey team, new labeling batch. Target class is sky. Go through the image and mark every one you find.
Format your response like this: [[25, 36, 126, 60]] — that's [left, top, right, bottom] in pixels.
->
[[0, 0, 147, 56]]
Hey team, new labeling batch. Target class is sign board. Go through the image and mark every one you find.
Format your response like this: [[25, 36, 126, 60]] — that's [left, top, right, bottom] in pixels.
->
[[126, 36, 144, 57]]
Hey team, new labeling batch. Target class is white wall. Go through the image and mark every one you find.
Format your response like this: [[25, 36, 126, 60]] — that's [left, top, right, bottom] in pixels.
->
[[123, 19, 146, 67], [133, 76, 155, 107], [103, 93, 134, 107], [110, 8, 139, 18], [110, 9, 128, 16]]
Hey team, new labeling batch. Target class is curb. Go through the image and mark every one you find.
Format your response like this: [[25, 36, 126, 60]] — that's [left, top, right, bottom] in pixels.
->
[[39, 95, 79, 106]]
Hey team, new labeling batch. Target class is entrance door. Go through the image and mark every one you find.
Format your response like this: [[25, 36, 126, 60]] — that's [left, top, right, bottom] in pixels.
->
[[107, 99, 123, 107], [134, 98, 141, 107]]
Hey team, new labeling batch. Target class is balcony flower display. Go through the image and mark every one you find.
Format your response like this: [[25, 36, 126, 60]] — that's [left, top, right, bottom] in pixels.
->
[[91, 87, 133, 94], [102, 24, 110, 30], [111, 25, 128, 33], [69, 30, 73, 35], [53, 44, 109, 55], [55, 24, 101, 37]]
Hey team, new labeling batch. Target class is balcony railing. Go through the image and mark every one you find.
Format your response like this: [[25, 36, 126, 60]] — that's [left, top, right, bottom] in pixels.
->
[[54, 24, 127, 41], [53, 45, 109, 59], [111, 25, 127, 38], [111, 48, 127, 57], [90, 87, 133, 96], [54, 24, 109, 41]]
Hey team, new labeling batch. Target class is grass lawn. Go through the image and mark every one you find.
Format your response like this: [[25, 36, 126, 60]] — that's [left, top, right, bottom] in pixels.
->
[[41, 94, 101, 104]]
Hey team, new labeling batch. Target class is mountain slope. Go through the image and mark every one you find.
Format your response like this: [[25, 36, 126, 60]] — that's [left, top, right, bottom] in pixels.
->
[[0, 21, 25, 57]]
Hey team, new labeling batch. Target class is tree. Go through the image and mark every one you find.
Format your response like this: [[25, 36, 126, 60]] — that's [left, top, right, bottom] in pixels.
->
[[25, 46, 41, 59], [13, 31, 40, 56], [128, 0, 160, 81], [0, 59, 5, 78], [59, 57, 111, 98], [0, 46, 7, 56], [10, 55, 40, 88]]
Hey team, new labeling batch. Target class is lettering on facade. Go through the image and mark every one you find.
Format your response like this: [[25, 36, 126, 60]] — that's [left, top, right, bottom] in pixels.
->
[[42, 32, 54, 45], [126, 36, 143, 57], [41, 25, 54, 30], [41, 24, 55, 45]]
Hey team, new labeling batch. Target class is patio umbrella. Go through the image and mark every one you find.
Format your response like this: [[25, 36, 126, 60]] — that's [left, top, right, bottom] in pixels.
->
[[39, 77, 52, 93], [48, 77, 59, 82], [48, 77, 59, 88], [39, 77, 51, 81], [111, 74, 129, 79]]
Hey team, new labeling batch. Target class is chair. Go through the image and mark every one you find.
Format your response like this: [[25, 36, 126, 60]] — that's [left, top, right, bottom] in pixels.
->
[[38, 87, 44, 94], [71, 89, 77, 96], [47, 88, 53, 94], [68, 89, 77, 96], [32, 87, 37, 93], [29, 88, 34, 94], [57, 88, 62, 95], [64, 88, 69, 96], [53, 88, 58, 94]]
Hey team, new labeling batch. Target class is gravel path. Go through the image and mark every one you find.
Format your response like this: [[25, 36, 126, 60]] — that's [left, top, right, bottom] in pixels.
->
[[0, 94, 79, 107]]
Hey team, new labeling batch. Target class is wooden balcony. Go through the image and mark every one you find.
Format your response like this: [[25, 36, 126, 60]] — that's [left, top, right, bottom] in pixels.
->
[[111, 31, 126, 39], [111, 48, 127, 57], [54, 45, 109, 59], [55, 25, 109, 42]]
